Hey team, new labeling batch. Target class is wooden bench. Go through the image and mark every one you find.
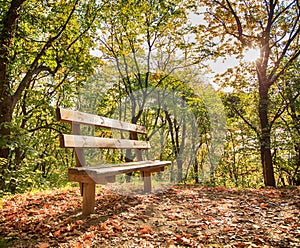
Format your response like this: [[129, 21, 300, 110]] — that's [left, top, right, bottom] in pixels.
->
[[56, 107, 171, 215]]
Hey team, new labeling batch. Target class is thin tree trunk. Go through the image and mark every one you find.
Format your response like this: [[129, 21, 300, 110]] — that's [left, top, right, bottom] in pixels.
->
[[258, 84, 276, 186]]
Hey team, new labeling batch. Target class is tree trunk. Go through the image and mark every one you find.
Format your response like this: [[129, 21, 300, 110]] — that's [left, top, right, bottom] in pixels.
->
[[0, 96, 14, 159], [258, 85, 276, 187], [176, 157, 183, 181], [194, 157, 199, 184], [0, 96, 15, 190], [0, 0, 26, 159]]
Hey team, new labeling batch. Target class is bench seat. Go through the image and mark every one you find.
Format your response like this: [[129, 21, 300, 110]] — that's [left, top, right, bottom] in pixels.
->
[[68, 160, 171, 183]]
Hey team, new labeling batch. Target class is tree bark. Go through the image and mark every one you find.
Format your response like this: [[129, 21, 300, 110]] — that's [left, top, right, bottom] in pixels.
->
[[0, 97, 14, 159], [258, 84, 276, 186], [0, 0, 26, 160], [0, 96, 15, 190]]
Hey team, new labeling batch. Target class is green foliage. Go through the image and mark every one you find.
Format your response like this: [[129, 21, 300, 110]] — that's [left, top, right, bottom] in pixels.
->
[[1, 0, 300, 195], [0, 103, 75, 196], [0, 0, 102, 194]]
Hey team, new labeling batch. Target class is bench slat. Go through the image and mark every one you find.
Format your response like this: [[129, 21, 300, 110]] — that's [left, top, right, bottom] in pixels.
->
[[71, 160, 171, 170], [57, 108, 147, 134], [68, 160, 171, 182], [61, 134, 151, 149]]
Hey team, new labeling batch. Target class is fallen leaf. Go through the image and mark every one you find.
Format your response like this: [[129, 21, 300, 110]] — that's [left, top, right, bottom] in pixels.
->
[[73, 242, 83, 248], [99, 223, 109, 231], [112, 222, 122, 231], [38, 243, 50, 248], [139, 225, 153, 234], [259, 203, 268, 209]]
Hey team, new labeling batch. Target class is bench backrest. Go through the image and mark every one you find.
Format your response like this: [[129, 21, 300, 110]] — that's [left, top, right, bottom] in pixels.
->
[[56, 107, 150, 149]]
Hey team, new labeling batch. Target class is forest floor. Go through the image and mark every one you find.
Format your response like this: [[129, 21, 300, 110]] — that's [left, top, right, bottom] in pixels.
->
[[0, 185, 299, 248]]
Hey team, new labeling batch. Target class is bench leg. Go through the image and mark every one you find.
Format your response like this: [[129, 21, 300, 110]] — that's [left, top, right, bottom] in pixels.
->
[[82, 183, 96, 215], [143, 171, 152, 193]]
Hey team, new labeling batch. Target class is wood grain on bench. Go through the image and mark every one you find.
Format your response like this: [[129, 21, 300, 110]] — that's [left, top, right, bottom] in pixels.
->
[[57, 107, 147, 134], [60, 134, 150, 149]]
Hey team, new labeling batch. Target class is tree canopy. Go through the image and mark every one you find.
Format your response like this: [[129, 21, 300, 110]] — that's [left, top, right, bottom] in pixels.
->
[[0, 0, 299, 195]]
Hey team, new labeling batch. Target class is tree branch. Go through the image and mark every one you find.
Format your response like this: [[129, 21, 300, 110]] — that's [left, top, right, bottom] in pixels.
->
[[13, 0, 80, 105], [225, 0, 245, 45], [270, 49, 300, 85], [230, 103, 259, 137]]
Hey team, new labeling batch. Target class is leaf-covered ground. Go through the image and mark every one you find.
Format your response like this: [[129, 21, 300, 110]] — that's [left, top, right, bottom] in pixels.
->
[[0, 185, 299, 247]]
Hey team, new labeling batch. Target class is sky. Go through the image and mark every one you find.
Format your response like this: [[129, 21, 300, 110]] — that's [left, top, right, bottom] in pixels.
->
[[209, 49, 260, 74]]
